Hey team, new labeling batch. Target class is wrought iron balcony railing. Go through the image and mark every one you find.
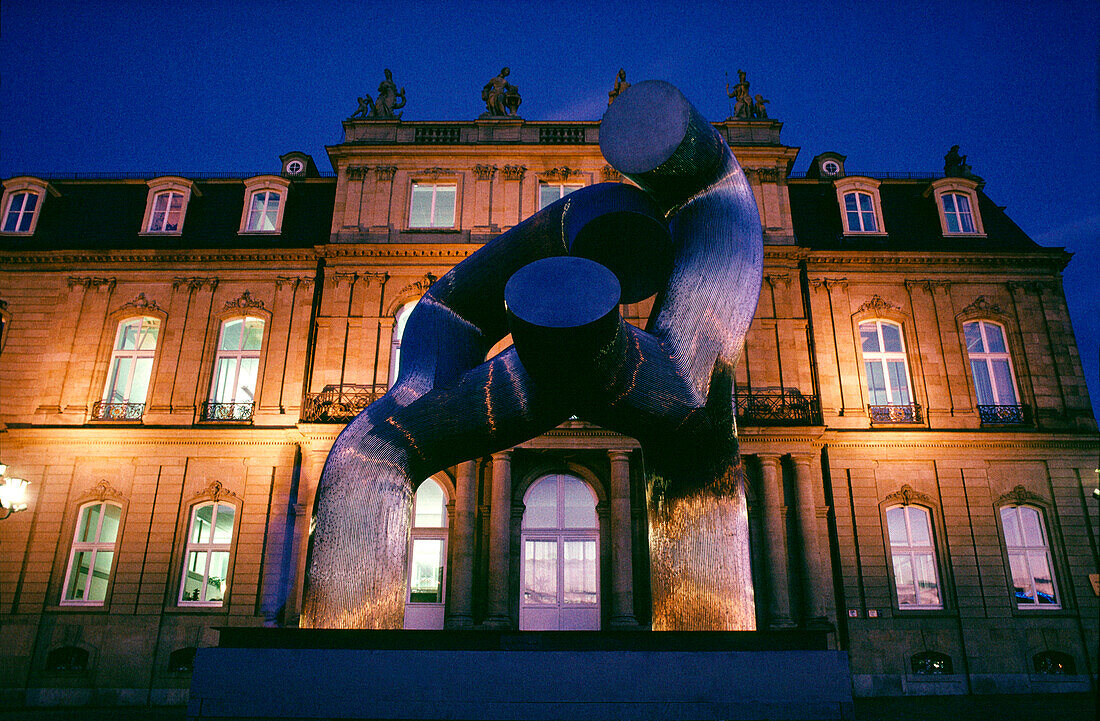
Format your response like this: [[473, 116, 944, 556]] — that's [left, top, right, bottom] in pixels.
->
[[977, 404, 1029, 425], [91, 401, 145, 420], [734, 389, 822, 426], [201, 402, 254, 422], [301, 383, 388, 423], [868, 403, 922, 424]]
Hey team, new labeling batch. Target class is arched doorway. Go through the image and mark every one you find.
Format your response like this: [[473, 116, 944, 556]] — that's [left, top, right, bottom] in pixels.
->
[[519, 473, 600, 630], [403, 477, 448, 629]]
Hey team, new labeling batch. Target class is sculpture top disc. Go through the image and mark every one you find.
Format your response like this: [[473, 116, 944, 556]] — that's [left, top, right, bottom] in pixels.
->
[[599, 80, 691, 176]]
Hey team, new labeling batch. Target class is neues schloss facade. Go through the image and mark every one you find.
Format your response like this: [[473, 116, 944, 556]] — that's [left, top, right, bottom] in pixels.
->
[[0, 81, 1097, 705]]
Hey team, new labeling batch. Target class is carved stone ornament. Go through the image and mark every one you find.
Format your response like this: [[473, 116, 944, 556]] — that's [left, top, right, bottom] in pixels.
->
[[960, 295, 1002, 316], [420, 167, 452, 179], [375, 166, 397, 182], [501, 165, 527, 181], [398, 272, 438, 297], [346, 166, 371, 181], [192, 479, 240, 503], [223, 291, 265, 312], [473, 164, 497, 180], [857, 294, 900, 315], [172, 277, 219, 291], [601, 165, 622, 182], [884, 484, 934, 507], [68, 277, 117, 291], [85, 479, 125, 502], [749, 167, 780, 182], [274, 276, 316, 290], [539, 166, 583, 181], [995, 484, 1046, 507], [117, 293, 161, 314], [765, 273, 791, 288]]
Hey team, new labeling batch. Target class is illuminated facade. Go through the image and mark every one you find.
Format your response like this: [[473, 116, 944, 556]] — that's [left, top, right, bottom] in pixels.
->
[[0, 109, 1096, 705]]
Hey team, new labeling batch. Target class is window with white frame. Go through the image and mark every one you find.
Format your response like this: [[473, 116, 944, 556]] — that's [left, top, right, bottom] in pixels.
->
[[538, 183, 583, 210], [245, 190, 281, 231], [963, 321, 1019, 407], [389, 301, 417, 385], [1000, 505, 1059, 608], [208, 317, 264, 417], [98, 317, 160, 418], [147, 191, 185, 233], [834, 177, 885, 235], [941, 193, 976, 234], [928, 178, 984, 236], [408, 183, 456, 228], [2, 191, 40, 233], [61, 502, 122, 605], [885, 504, 942, 609], [405, 479, 448, 622], [843, 192, 878, 232], [180, 501, 235, 605], [859, 320, 912, 406]]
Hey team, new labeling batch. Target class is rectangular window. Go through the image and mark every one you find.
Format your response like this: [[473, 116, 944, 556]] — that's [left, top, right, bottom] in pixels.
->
[[1001, 505, 1059, 608], [180, 502, 235, 605], [3, 192, 39, 232], [408, 538, 444, 603], [207, 317, 263, 419], [562, 539, 597, 604], [886, 505, 942, 609], [148, 191, 184, 232], [943, 193, 976, 233], [523, 539, 558, 605], [539, 183, 583, 211], [62, 502, 122, 605], [844, 192, 877, 232], [409, 183, 456, 228]]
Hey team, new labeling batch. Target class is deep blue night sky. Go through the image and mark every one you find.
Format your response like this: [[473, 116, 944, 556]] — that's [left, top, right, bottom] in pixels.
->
[[2, 1, 1097, 416]]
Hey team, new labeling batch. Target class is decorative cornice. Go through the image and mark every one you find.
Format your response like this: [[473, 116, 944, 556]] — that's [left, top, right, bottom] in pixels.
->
[[995, 484, 1046, 507], [67, 276, 116, 291], [419, 167, 453, 179], [274, 276, 316, 290], [345, 165, 371, 180], [884, 484, 934, 507], [84, 479, 125, 502], [117, 292, 161, 314], [959, 295, 1002, 316], [223, 291, 264, 311], [172, 277, 219, 291], [472, 164, 497, 180], [856, 294, 899, 314], [192, 479, 241, 503], [600, 165, 622, 182], [538, 166, 585, 181], [501, 165, 527, 181], [374, 166, 397, 181]]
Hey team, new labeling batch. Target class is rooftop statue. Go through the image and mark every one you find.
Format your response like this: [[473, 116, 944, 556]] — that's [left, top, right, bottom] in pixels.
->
[[608, 68, 631, 105], [944, 145, 974, 177], [350, 69, 406, 120], [726, 69, 769, 120], [482, 67, 522, 117]]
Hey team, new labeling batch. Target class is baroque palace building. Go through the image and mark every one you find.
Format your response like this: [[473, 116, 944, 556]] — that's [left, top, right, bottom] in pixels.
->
[[0, 84, 1097, 705]]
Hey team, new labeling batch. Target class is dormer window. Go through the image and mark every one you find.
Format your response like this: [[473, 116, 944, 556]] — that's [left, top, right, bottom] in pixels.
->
[[1, 177, 54, 235], [141, 177, 197, 236], [239, 176, 290, 234], [927, 177, 985, 236], [834, 177, 886, 236]]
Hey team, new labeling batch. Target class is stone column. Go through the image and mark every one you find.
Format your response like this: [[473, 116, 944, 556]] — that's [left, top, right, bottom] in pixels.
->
[[792, 455, 828, 625], [446, 460, 478, 628], [484, 450, 513, 627], [607, 450, 638, 627], [758, 454, 795, 628]]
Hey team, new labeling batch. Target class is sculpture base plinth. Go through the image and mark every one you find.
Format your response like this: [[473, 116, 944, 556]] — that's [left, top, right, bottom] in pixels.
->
[[189, 629, 852, 720]]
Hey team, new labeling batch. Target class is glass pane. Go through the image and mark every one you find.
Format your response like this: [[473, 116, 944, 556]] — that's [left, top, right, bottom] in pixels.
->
[[861, 210, 877, 232], [1028, 552, 1055, 604], [414, 480, 446, 528], [844, 193, 858, 212], [858, 193, 874, 212], [523, 540, 557, 605], [79, 503, 102, 543], [433, 186, 456, 227], [236, 358, 258, 401], [206, 551, 229, 602], [985, 324, 1006, 353], [242, 319, 264, 350], [182, 551, 206, 602], [191, 504, 214, 544], [945, 208, 961, 233], [165, 193, 183, 231], [540, 184, 560, 210], [1009, 551, 1034, 603], [523, 478, 558, 528], [991, 359, 1016, 404], [561, 477, 597, 529], [846, 210, 861, 231], [119, 320, 140, 350], [908, 507, 932, 546], [886, 507, 908, 545], [100, 504, 122, 544], [88, 550, 114, 602], [409, 185, 433, 227], [880, 323, 903, 353], [65, 550, 93, 600], [130, 357, 153, 404], [942, 194, 957, 214], [138, 319, 160, 350], [408, 538, 444, 603], [106, 357, 132, 402], [2, 211, 17, 232], [971, 360, 995, 405], [213, 503, 235, 543], [860, 323, 880, 353], [153, 194, 169, 212], [1020, 507, 1043, 546], [893, 554, 916, 605], [887, 361, 910, 404], [563, 540, 597, 604], [220, 320, 243, 351], [212, 358, 238, 403], [1000, 506, 1022, 546], [9, 193, 27, 212], [866, 362, 888, 405], [916, 553, 940, 606], [963, 322, 984, 353]]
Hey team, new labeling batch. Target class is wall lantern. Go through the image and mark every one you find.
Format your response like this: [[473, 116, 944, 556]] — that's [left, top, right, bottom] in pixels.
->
[[0, 464, 30, 519]]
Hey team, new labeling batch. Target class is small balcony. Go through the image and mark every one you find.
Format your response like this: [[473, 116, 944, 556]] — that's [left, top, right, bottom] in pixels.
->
[[977, 404, 1029, 425], [201, 402, 254, 422], [301, 383, 387, 423], [868, 403, 922, 424], [90, 401, 145, 420], [735, 389, 822, 426]]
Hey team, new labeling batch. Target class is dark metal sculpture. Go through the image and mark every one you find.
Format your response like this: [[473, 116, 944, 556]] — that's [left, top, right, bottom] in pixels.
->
[[303, 80, 763, 631]]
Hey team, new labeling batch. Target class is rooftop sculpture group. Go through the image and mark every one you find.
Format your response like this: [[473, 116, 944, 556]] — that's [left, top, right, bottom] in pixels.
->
[[726, 69, 769, 120], [481, 67, 522, 117], [350, 69, 406, 120], [307, 80, 764, 631]]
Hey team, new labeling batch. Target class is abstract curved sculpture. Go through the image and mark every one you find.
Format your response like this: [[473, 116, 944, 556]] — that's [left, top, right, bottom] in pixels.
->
[[302, 80, 763, 631]]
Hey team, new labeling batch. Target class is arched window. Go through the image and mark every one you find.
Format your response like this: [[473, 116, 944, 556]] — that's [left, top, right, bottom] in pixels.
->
[[885, 504, 942, 609], [911, 651, 953, 675], [520, 473, 600, 630], [95, 316, 160, 420], [843, 191, 878, 232], [147, 190, 185, 233], [61, 501, 122, 605], [3, 191, 40, 232], [860, 320, 917, 422], [389, 301, 417, 386], [999, 505, 1059, 608], [963, 320, 1023, 423], [404, 477, 449, 629], [245, 190, 281, 231], [941, 193, 975, 233], [205, 316, 264, 420], [179, 501, 235, 605]]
